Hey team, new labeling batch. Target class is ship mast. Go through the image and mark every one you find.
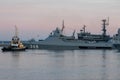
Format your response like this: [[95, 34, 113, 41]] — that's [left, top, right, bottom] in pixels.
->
[[102, 18, 109, 37], [15, 25, 18, 37], [83, 25, 86, 33], [61, 20, 65, 32], [72, 30, 75, 37]]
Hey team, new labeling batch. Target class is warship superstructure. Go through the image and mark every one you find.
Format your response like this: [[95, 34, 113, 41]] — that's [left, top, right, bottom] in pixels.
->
[[23, 19, 113, 49]]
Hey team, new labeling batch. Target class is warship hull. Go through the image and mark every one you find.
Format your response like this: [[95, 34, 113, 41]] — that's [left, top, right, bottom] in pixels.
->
[[24, 43, 112, 50], [23, 39, 113, 50]]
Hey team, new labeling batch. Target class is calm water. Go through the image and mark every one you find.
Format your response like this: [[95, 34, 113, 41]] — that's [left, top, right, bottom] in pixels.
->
[[0, 48, 120, 80]]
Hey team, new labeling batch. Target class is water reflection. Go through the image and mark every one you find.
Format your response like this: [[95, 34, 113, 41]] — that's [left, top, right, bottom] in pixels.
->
[[101, 50, 107, 80], [10, 52, 20, 80], [0, 50, 120, 80], [11, 52, 20, 67]]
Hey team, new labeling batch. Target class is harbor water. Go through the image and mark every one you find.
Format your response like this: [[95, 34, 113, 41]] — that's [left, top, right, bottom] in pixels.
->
[[0, 48, 120, 80]]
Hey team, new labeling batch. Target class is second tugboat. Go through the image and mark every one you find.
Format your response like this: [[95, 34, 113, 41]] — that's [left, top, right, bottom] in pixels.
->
[[2, 26, 26, 51]]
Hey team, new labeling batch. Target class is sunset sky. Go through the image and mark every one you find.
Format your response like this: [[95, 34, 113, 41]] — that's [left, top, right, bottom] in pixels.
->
[[0, 0, 120, 40]]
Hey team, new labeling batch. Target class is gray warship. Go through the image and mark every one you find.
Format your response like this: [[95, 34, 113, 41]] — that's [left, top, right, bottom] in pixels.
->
[[23, 19, 113, 49]]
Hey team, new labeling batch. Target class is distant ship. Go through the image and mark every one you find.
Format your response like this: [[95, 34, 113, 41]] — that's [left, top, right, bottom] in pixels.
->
[[113, 28, 120, 50], [2, 26, 26, 51], [23, 19, 113, 49]]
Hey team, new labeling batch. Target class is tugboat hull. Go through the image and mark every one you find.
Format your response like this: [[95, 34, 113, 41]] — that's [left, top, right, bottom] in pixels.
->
[[2, 47, 26, 52]]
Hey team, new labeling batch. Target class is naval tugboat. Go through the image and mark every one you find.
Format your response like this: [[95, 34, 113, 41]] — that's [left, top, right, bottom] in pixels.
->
[[2, 26, 26, 51]]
